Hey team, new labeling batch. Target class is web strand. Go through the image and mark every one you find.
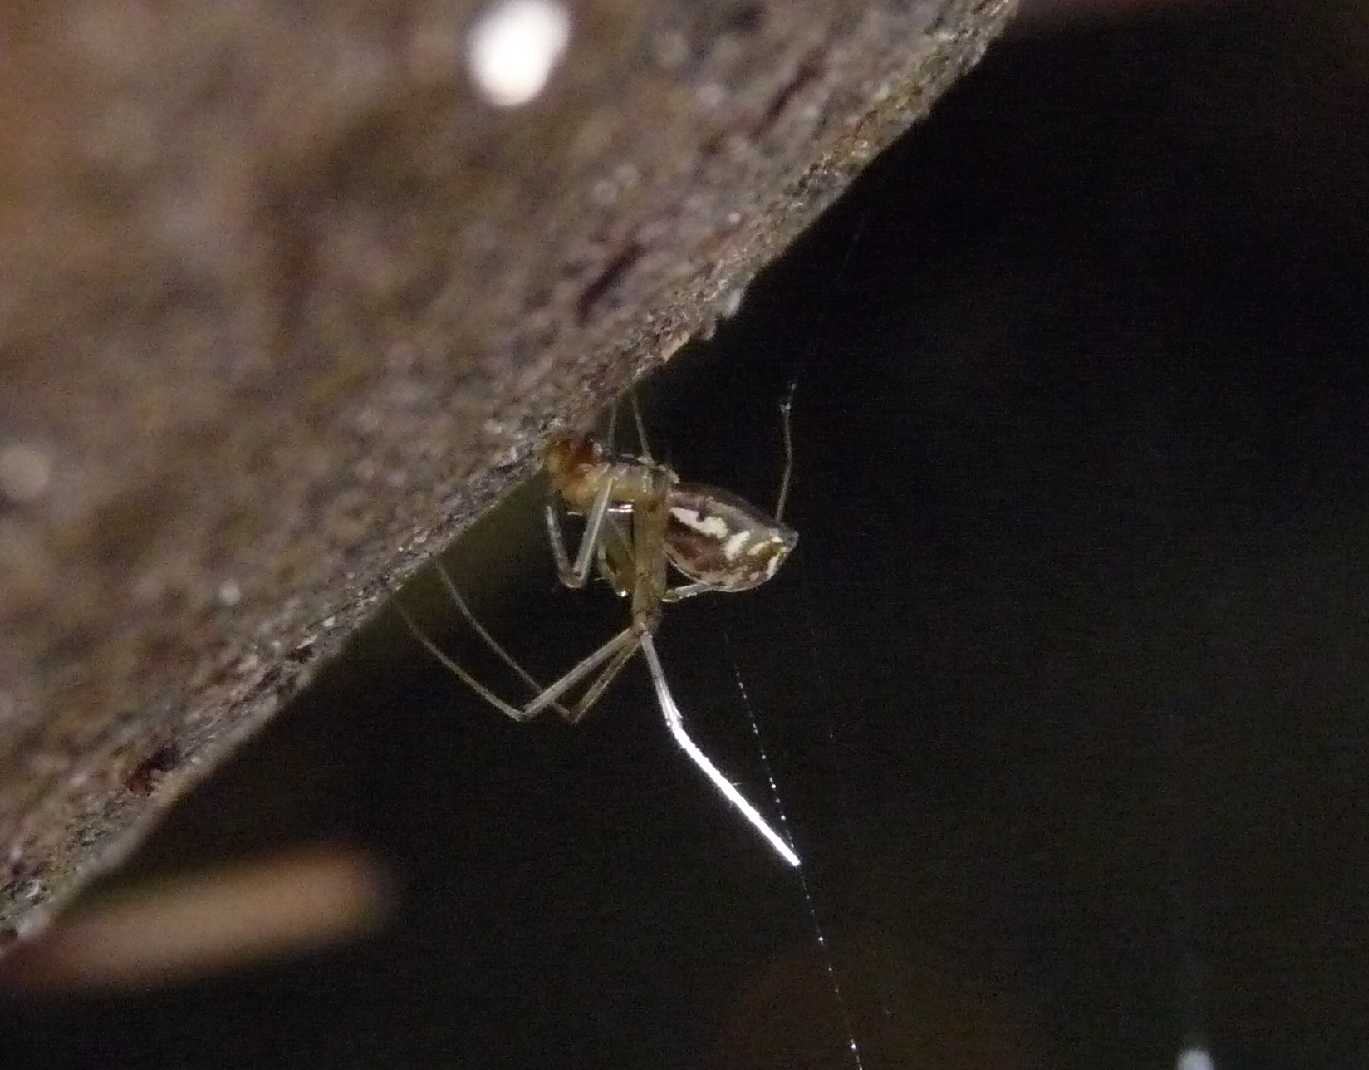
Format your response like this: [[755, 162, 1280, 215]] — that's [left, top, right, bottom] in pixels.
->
[[727, 642, 865, 1070]]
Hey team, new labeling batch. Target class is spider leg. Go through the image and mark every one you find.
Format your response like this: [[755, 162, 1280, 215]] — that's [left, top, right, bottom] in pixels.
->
[[774, 381, 796, 522], [560, 629, 643, 724], [546, 499, 574, 579], [523, 624, 637, 717], [595, 513, 634, 596], [639, 633, 801, 867], [395, 599, 539, 723], [432, 560, 571, 719], [402, 591, 638, 725], [660, 582, 716, 603], [595, 536, 615, 591], [545, 472, 616, 589], [631, 392, 653, 461]]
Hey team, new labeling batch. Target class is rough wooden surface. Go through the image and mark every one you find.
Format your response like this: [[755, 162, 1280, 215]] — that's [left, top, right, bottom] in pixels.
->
[[0, 0, 1016, 946]]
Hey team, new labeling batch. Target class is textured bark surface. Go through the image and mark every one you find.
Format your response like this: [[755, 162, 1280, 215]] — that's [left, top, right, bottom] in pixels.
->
[[0, 0, 1016, 946]]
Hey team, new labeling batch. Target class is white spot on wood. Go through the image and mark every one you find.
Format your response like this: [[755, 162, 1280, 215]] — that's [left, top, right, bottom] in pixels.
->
[[467, 0, 571, 108], [670, 506, 729, 539], [650, 30, 689, 71], [217, 579, 242, 607], [697, 82, 725, 109], [716, 285, 746, 320], [723, 530, 749, 560], [1177, 1049, 1215, 1070]]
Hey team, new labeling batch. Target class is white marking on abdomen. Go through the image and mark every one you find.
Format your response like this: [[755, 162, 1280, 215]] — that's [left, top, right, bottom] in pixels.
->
[[670, 506, 730, 539], [723, 530, 749, 560]]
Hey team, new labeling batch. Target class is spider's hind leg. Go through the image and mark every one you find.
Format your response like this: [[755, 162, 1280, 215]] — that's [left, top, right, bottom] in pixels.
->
[[559, 629, 642, 724], [431, 560, 571, 719], [400, 583, 641, 726], [523, 625, 638, 719], [395, 598, 539, 723]]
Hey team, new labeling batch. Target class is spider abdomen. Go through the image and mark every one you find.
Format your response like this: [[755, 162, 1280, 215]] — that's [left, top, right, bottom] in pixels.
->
[[665, 484, 797, 592]]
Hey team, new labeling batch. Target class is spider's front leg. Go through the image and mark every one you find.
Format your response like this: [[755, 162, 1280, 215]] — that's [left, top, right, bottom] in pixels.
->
[[544, 473, 615, 589]]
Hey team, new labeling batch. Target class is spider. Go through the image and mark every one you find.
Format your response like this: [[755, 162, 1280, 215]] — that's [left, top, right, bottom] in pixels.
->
[[397, 397, 801, 866]]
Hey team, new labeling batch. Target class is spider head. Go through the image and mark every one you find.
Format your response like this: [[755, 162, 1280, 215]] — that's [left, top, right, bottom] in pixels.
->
[[545, 433, 605, 508]]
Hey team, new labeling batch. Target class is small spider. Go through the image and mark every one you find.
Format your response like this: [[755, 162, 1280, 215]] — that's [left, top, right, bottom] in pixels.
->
[[397, 397, 800, 866]]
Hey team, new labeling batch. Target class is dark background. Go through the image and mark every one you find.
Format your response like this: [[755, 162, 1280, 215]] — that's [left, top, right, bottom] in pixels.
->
[[7, 1, 1369, 1066]]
